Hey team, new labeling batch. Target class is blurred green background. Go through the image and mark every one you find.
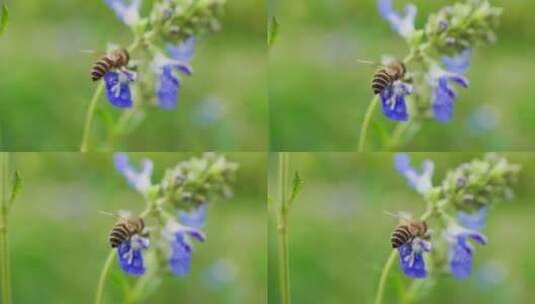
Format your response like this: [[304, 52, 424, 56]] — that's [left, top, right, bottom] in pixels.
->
[[0, 0, 266, 151], [6, 152, 266, 303], [268, 153, 535, 304], [269, 0, 535, 151]]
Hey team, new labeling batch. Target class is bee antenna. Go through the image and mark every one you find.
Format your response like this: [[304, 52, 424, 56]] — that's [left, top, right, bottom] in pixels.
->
[[99, 211, 120, 218], [383, 211, 400, 218], [356, 59, 375, 65]]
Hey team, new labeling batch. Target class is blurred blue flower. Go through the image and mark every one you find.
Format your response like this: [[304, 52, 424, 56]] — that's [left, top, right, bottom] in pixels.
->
[[394, 153, 434, 195], [442, 49, 472, 74], [153, 37, 195, 110], [104, 70, 135, 108], [117, 234, 149, 276], [446, 223, 487, 279], [166, 220, 206, 276], [428, 67, 469, 122], [104, 0, 141, 27], [380, 80, 412, 121], [398, 238, 431, 279], [113, 153, 153, 194], [377, 0, 417, 39], [179, 204, 207, 229], [458, 207, 488, 231]]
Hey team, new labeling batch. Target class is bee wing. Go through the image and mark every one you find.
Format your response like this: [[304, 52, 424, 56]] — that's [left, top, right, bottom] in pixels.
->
[[384, 211, 413, 223]]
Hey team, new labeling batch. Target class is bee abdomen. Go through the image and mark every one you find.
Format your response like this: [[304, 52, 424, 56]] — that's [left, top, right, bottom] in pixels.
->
[[109, 223, 130, 248], [372, 69, 393, 95], [391, 225, 412, 249], [91, 57, 114, 81]]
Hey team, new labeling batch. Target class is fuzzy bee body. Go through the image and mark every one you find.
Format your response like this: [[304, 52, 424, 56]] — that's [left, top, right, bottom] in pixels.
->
[[90, 49, 130, 81], [108, 216, 144, 248], [390, 220, 427, 249], [371, 61, 406, 95]]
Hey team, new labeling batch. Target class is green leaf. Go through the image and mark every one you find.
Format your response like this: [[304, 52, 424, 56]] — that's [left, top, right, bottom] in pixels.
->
[[0, 4, 8, 36], [9, 171, 22, 204], [268, 16, 279, 48], [288, 172, 303, 205]]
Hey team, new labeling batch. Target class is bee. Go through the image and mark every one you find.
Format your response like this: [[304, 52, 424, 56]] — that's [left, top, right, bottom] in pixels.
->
[[385, 211, 428, 249], [90, 48, 130, 81], [108, 216, 145, 248], [371, 61, 406, 95]]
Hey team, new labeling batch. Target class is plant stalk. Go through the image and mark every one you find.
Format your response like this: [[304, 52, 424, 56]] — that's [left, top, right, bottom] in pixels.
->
[[80, 82, 105, 152], [374, 249, 397, 304], [277, 152, 291, 304], [94, 250, 117, 304], [358, 95, 379, 152], [0, 153, 11, 304]]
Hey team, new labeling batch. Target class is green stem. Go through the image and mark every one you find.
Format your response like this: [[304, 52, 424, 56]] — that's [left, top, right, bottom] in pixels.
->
[[374, 249, 397, 304], [94, 250, 117, 304], [358, 95, 379, 152], [402, 279, 425, 304], [107, 109, 136, 149], [387, 120, 412, 151], [0, 153, 11, 304], [278, 152, 291, 304], [80, 82, 105, 152]]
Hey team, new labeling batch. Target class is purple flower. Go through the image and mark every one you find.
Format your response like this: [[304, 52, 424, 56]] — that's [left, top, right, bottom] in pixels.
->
[[104, 0, 141, 26], [380, 80, 412, 121], [103, 70, 135, 108], [117, 234, 150, 276], [458, 207, 488, 231], [153, 37, 195, 110], [428, 67, 469, 123], [113, 153, 153, 194], [166, 220, 206, 276], [394, 153, 434, 195], [179, 204, 208, 229], [398, 238, 431, 279], [377, 0, 417, 39], [445, 223, 487, 279], [442, 49, 472, 74]]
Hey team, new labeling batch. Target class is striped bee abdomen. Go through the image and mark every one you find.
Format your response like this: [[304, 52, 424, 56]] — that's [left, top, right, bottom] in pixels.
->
[[109, 222, 130, 248], [90, 49, 130, 81], [391, 224, 412, 249], [372, 69, 394, 95]]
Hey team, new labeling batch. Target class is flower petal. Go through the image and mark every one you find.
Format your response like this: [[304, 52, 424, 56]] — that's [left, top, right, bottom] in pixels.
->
[[449, 236, 474, 279], [103, 71, 133, 108], [117, 239, 146, 276], [442, 49, 472, 74], [399, 243, 427, 279], [169, 233, 193, 276], [179, 204, 208, 229], [448, 74, 469, 88], [167, 37, 196, 62], [157, 65, 181, 110], [458, 207, 488, 231], [104, 0, 141, 26], [377, 0, 416, 38], [380, 90, 408, 121], [113, 153, 153, 194], [432, 87, 455, 123], [394, 153, 434, 195]]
